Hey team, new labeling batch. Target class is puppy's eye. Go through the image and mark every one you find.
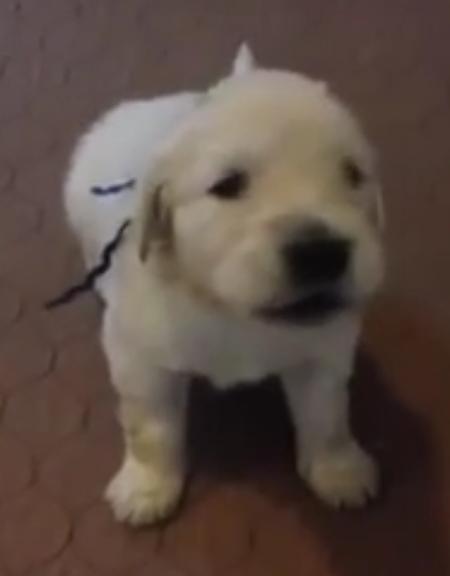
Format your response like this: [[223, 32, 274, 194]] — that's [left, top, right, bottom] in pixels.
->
[[343, 158, 365, 188], [208, 170, 248, 200]]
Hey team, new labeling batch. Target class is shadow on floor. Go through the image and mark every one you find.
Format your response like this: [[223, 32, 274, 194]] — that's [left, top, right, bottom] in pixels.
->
[[187, 350, 449, 576]]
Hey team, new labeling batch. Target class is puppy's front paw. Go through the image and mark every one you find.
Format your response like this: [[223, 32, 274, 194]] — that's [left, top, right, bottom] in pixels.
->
[[301, 442, 379, 508], [105, 457, 183, 526]]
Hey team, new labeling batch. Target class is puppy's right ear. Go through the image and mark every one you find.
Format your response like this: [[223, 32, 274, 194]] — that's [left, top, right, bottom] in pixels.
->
[[137, 184, 173, 262], [231, 43, 257, 77], [373, 186, 386, 231]]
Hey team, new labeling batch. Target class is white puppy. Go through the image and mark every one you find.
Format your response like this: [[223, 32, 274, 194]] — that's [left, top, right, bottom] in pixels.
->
[[64, 45, 385, 525]]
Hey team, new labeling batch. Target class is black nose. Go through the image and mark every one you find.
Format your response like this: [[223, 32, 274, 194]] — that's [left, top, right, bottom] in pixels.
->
[[283, 226, 351, 286]]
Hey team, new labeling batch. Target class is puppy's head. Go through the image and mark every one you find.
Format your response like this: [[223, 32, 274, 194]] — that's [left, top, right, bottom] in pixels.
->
[[138, 46, 385, 324]]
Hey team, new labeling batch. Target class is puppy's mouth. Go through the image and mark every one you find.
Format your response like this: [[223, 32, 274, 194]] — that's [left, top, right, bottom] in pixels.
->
[[258, 290, 348, 324]]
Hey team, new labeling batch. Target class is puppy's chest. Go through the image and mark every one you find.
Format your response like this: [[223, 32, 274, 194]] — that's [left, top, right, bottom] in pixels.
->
[[155, 308, 324, 387], [116, 266, 355, 387]]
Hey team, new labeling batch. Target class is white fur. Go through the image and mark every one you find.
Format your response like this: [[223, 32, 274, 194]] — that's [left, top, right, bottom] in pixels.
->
[[65, 93, 202, 297], [64, 44, 384, 524], [232, 42, 256, 76]]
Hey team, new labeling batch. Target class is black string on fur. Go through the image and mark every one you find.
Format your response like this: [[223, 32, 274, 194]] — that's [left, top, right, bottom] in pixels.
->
[[91, 178, 136, 196], [45, 219, 131, 309]]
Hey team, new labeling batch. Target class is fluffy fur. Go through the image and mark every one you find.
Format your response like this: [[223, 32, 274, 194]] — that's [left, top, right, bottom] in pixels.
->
[[64, 44, 384, 525]]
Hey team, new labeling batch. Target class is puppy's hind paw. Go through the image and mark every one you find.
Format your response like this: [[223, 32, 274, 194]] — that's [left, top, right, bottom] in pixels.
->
[[301, 442, 379, 509], [105, 457, 183, 526]]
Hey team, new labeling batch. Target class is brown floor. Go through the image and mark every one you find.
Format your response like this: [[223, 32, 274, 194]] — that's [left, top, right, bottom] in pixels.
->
[[0, 0, 450, 574]]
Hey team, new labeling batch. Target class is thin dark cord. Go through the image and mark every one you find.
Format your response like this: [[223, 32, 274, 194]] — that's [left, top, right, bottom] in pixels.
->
[[45, 219, 131, 309], [91, 178, 136, 196]]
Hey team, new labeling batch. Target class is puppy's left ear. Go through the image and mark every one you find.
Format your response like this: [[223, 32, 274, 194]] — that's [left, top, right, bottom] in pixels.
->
[[137, 184, 173, 262], [231, 43, 257, 77], [374, 187, 386, 230]]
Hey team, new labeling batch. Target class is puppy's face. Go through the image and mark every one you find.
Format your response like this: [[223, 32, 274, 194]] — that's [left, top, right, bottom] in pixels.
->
[[141, 71, 385, 324]]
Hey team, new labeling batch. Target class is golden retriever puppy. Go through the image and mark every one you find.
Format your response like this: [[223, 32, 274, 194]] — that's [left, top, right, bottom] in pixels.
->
[[65, 44, 384, 525]]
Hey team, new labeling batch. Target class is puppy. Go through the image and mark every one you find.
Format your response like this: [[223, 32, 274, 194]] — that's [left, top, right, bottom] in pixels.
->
[[65, 44, 385, 525]]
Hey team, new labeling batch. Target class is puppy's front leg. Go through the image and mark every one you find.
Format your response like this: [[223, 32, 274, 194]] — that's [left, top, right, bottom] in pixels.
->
[[105, 375, 188, 526], [282, 364, 378, 508]]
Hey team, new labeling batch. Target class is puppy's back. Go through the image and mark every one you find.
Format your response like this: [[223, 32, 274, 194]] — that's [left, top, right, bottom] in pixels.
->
[[64, 93, 200, 271]]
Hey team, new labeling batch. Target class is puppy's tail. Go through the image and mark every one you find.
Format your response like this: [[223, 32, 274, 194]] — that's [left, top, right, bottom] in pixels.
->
[[232, 43, 257, 77]]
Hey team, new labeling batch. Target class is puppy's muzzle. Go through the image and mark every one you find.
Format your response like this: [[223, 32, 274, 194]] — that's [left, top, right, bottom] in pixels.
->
[[259, 222, 352, 324], [283, 223, 351, 287]]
